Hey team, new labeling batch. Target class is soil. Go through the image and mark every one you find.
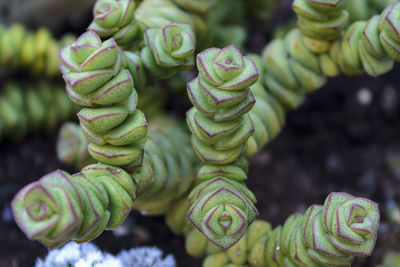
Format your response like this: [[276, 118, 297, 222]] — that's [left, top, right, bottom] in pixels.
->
[[1, 2, 400, 267]]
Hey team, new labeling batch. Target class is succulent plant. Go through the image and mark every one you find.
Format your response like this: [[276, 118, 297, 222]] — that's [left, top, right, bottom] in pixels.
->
[[59, 30, 148, 168], [9, 0, 399, 265], [0, 81, 77, 142], [187, 45, 258, 164], [261, 1, 400, 111], [122, 51, 147, 91], [292, 0, 349, 41], [12, 114, 199, 248], [56, 122, 94, 170], [12, 163, 136, 248], [331, 1, 400, 76], [187, 176, 258, 249], [141, 22, 196, 78], [169, 192, 380, 267], [88, 0, 140, 46], [0, 23, 75, 77], [130, 115, 198, 215], [245, 54, 285, 157], [184, 45, 260, 249]]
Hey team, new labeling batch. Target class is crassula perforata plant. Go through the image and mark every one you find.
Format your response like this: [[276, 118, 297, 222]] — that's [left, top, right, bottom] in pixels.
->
[[141, 22, 196, 78], [9, 0, 400, 266], [88, 0, 139, 46], [164, 192, 380, 266], [186, 45, 259, 249], [59, 30, 148, 168], [0, 23, 76, 77]]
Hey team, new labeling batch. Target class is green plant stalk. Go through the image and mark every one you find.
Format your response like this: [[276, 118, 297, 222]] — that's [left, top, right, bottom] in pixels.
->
[[10, 0, 397, 258], [166, 192, 380, 267], [56, 88, 166, 170], [292, 0, 349, 41], [0, 23, 75, 77], [59, 30, 148, 169], [242, 1, 400, 158], [57, 117, 199, 213], [12, 115, 198, 248], [131, 115, 198, 215], [245, 54, 286, 157], [261, 1, 400, 113], [0, 81, 78, 142], [185, 45, 260, 249]]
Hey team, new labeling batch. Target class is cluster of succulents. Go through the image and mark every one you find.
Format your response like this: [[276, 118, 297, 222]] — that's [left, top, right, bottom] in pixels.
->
[[4, 0, 400, 266], [0, 81, 78, 142], [0, 24, 76, 77]]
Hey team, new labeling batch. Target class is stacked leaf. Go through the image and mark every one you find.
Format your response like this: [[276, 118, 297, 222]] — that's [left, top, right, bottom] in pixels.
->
[[166, 192, 380, 267], [261, 1, 400, 110], [130, 115, 198, 215], [330, 1, 400, 76], [185, 45, 259, 249], [245, 54, 286, 157], [0, 81, 77, 142], [0, 23, 75, 77], [292, 0, 349, 41], [13, 115, 198, 248], [12, 163, 137, 248], [59, 30, 147, 168]]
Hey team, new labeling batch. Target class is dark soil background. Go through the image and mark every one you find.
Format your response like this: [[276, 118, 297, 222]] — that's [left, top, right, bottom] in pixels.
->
[[1, 1, 400, 266]]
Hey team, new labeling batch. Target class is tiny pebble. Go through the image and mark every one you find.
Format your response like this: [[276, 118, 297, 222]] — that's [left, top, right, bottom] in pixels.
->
[[2, 204, 13, 223], [356, 88, 372, 106]]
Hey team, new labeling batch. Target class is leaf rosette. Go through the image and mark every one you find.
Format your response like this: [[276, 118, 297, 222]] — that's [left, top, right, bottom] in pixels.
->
[[141, 22, 195, 78], [12, 164, 136, 249], [88, 0, 139, 45], [187, 177, 258, 249], [196, 45, 259, 91], [319, 192, 379, 256], [199, 192, 380, 266], [275, 192, 380, 266], [12, 170, 84, 249], [59, 30, 128, 107]]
